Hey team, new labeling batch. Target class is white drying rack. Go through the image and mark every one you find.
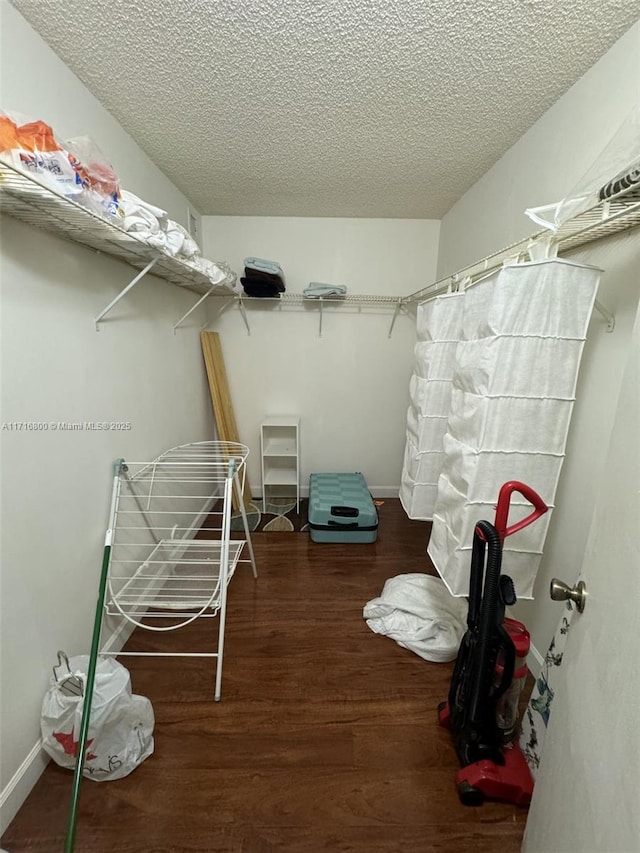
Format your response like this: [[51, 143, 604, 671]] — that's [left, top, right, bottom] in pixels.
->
[[65, 441, 257, 850], [100, 441, 257, 701]]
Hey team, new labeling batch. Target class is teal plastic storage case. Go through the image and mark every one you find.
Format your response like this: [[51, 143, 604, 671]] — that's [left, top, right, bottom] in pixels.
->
[[308, 472, 378, 543]]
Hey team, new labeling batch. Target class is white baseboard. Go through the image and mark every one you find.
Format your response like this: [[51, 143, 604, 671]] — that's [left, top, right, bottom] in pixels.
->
[[369, 487, 402, 499], [0, 741, 49, 835], [528, 641, 544, 677]]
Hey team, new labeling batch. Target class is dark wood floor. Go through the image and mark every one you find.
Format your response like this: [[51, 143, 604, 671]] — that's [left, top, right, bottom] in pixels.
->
[[3, 500, 528, 852]]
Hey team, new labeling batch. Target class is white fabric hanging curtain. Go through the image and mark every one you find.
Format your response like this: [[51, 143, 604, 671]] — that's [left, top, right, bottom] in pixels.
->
[[401, 258, 601, 599]]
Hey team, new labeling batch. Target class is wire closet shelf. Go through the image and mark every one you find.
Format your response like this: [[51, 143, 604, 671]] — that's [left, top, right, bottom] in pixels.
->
[[0, 159, 232, 295], [402, 185, 640, 307]]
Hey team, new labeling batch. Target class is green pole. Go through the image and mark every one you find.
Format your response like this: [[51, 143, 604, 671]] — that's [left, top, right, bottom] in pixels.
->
[[64, 461, 123, 853]]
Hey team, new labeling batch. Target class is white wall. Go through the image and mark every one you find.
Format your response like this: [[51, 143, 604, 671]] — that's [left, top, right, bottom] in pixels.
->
[[0, 2, 213, 830], [436, 21, 640, 657], [201, 217, 440, 494], [436, 22, 640, 277]]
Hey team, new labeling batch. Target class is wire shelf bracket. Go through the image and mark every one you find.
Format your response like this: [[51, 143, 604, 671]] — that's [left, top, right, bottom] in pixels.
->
[[95, 256, 160, 329], [173, 284, 235, 332]]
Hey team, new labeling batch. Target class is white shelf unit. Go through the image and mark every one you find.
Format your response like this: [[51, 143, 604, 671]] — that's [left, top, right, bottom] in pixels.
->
[[261, 417, 300, 513]]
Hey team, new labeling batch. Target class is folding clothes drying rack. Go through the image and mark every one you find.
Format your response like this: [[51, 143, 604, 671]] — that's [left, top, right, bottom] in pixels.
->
[[101, 440, 257, 689], [65, 441, 257, 853]]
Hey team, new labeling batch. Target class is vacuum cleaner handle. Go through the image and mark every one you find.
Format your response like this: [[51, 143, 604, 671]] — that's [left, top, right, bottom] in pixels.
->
[[495, 480, 548, 541]]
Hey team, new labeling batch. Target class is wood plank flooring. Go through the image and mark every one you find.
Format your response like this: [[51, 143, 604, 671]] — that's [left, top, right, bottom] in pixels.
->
[[2, 500, 529, 852]]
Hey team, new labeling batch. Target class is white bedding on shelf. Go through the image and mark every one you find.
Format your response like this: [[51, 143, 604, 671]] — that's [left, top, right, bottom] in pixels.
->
[[120, 189, 236, 290]]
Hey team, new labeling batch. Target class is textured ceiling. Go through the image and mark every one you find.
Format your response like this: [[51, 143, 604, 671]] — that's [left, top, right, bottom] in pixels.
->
[[9, 0, 640, 218]]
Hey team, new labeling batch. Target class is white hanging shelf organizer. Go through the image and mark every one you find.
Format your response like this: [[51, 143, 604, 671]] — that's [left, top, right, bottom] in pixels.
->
[[1, 158, 639, 335]]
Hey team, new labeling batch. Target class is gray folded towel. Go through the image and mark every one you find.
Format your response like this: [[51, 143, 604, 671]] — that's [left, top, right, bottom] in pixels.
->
[[304, 282, 348, 299], [244, 257, 283, 276]]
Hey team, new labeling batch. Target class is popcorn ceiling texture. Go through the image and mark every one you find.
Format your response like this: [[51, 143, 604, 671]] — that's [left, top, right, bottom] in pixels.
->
[[9, 0, 639, 218]]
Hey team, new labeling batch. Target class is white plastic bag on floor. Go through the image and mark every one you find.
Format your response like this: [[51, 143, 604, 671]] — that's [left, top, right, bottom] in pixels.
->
[[41, 655, 154, 781], [363, 574, 468, 662]]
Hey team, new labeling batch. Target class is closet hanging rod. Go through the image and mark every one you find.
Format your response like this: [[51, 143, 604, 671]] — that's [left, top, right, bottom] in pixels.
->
[[402, 191, 640, 316], [404, 257, 615, 331], [425, 265, 615, 331]]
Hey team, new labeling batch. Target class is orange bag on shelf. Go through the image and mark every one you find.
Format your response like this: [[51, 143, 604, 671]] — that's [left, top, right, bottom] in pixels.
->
[[18, 119, 61, 152], [0, 113, 123, 221], [0, 115, 21, 151], [0, 111, 82, 197]]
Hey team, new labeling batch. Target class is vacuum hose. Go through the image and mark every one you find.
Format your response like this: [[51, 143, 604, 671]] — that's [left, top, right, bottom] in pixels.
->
[[467, 520, 503, 735]]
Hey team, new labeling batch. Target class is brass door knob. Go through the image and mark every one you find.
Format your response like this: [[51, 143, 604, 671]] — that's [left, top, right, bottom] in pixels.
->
[[549, 578, 587, 613]]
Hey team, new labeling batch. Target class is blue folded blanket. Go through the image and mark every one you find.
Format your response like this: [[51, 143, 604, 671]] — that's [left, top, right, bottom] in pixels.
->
[[244, 257, 283, 277], [303, 282, 348, 299]]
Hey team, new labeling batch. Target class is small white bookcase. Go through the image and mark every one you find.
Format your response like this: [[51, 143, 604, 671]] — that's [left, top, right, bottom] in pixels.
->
[[260, 417, 300, 513]]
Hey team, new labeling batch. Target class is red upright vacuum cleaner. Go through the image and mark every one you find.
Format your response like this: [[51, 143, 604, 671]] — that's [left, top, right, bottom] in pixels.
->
[[438, 480, 548, 806]]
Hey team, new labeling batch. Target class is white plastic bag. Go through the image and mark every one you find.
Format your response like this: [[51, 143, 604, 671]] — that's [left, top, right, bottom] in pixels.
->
[[41, 655, 154, 781], [65, 136, 124, 222], [0, 110, 82, 197]]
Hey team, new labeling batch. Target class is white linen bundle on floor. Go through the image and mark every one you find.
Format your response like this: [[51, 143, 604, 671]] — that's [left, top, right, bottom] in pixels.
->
[[402, 259, 601, 599], [363, 573, 468, 662]]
